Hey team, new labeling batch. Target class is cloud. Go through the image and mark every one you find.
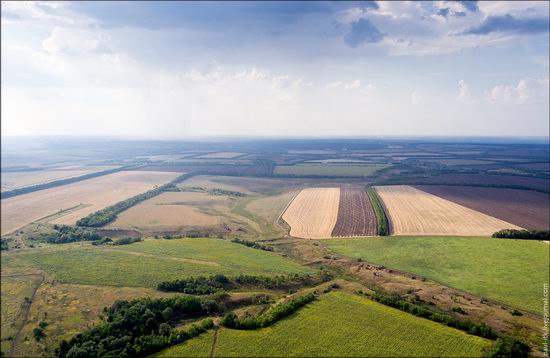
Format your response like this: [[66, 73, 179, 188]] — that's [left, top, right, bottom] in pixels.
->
[[324, 79, 364, 90], [487, 78, 549, 104], [437, 8, 450, 18], [463, 15, 549, 35], [42, 28, 112, 55], [456, 79, 473, 104], [456, 1, 479, 12], [344, 18, 384, 47]]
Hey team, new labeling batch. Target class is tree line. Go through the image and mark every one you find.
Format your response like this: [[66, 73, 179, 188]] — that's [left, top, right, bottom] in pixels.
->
[[76, 173, 195, 227], [157, 273, 331, 295], [231, 238, 273, 251], [56, 295, 221, 358], [492, 229, 549, 240], [366, 187, 389, 236], [220, 293, 316, 330], [359, 290, 530, 357], [39, 225, 102, 244]]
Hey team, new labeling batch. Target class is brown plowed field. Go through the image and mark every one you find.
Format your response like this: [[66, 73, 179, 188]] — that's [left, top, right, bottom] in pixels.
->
[[375, 185, 522, 236], [414, 185, 550, 230], [331, 188, 377, 237], [282, 188, 340, 239]]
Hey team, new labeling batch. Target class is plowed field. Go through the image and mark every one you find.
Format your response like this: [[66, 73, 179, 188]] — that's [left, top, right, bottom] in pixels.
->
[[375, 185, 522, 236], [331, 188, 377, 237]]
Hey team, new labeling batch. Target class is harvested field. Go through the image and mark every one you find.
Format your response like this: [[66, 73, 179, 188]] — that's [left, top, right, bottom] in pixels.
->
[[415, 186, 550, 230], [0, 171, 179, 235], [108, 192, 222, 230], [421, 159, 496, 166], [331, 188, 377, 237], [375, 185, 522, 236], [1, 166, 117, 192], [282, 188, 340, 239]]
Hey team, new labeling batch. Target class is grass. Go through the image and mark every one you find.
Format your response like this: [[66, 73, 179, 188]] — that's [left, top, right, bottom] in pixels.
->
[[323, 236, 550, 313], [156, 291, 491, 357], [366, 186, 388, 236], [274, 164, 390, 177], [5, 239, 310, 288]]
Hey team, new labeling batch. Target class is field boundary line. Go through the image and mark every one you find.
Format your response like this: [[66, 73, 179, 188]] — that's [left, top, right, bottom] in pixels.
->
[[3, 273, 46, 357], [275, 189, 301, 237]]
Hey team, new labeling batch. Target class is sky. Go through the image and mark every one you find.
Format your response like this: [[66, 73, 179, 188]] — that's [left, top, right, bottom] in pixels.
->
[[1, 1, 549, 138]]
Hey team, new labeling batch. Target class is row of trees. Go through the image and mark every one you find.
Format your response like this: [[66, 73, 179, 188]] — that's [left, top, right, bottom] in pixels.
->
[[40, 225, 102, 244], [231, 238, 273, 251], [492, 229, 549, 240], [367, 290, 497, 339], [56, 295, 221, 358], [366, 187, 389, 236], [1, 166, 128, 199], [363, 289, 530, 356], [220, 293, 316, 330], [157, 273, 330, 294], [76, 173, 195, 227]]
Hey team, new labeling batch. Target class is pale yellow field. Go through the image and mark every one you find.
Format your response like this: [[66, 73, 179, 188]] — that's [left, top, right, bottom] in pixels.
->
[[1, 171, 178, 234], [375, 185, 522, 236], [282, 188, 340, 239], [109, 192, 223, 229], [1, 166, 117, 192]]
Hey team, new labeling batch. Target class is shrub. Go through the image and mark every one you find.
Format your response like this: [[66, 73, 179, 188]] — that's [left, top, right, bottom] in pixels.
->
[[492, 229, 550, 240]]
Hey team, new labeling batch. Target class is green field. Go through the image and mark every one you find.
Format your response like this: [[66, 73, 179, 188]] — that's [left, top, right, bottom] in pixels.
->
[[274, 164, 390, 177], [157, 291, 490, 357], [2, 239, 310, 288], [324, 236, 550, 313]]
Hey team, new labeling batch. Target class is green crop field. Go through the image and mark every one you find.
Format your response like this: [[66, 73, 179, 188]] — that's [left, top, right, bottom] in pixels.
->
[[157, 291, 490, 357], [324, 236, 550, 313], [274, 164, 390, 177], [2, 239, 309, 288]]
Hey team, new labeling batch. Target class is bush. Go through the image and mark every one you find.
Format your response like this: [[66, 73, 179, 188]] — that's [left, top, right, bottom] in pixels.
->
[[220, 293, 316, 330], [40, 225, 102, 244], [484, 336, 530, 357], [231, 238, 273, 251], [112, 237, 142, 246], [492, 229, 549, 240], [370, 290, 496, 340]]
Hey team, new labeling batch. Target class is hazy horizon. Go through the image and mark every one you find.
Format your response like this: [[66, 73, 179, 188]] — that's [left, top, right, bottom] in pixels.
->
[[2, 1, 549, 137]]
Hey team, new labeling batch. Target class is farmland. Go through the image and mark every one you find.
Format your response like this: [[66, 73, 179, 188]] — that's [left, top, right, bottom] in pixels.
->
[[158, 291, 491, 357], [282, 188, 340, 239], [324, 236, 549, 313], [414, 185, 550, 230], [331, 188, 377, 237], [1, 166, 118, 192], [0, 171, 179, 235], [2, 239, 310, 288], [1, 138, 549, 357], [375, 185, 522, 236], [274, 164, 390, 177]]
